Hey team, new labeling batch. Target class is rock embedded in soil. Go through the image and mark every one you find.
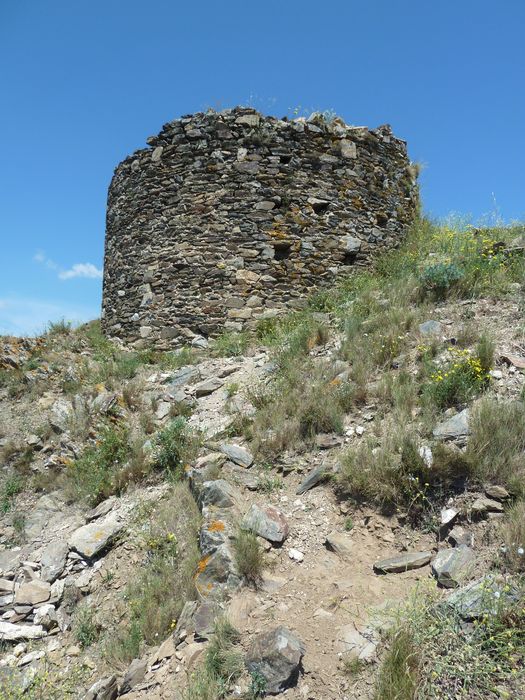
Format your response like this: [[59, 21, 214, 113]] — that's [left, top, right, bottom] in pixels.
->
[[245, 626, 305, 695], [325, 531, 353, 559], [471, 497, 504, 516], [448, 525, 474, 547], [295, 464, 330, 495], [68, 511, 125, 560], [419, 320, 443, 336], [242, 504, 289, 544], [431, 545, 475, 588], [194, 377, 224, 397], [220, 443, 254, 468], [373, 551, 432, 574], [199, 479, 241, 509], [433, 409, 470, 442], [120, 658, 147, 695], [445, 576, 519, 620], [81, 674, 118, 700]]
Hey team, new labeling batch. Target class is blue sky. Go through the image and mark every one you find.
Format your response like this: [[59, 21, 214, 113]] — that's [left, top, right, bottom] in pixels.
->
[[1, 0, 524, 336]]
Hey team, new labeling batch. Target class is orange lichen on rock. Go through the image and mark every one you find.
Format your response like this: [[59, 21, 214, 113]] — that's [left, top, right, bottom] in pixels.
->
[[208, 520, 225, 532]]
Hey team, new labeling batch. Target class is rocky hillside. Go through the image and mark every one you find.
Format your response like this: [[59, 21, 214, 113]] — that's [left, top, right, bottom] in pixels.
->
[[0, 219, 524, 700]]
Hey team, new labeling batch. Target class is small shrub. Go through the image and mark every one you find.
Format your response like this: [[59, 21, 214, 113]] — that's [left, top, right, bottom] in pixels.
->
[[75, 605, 99, 648], [0, 474, 24, 513], [233, 528, 265, 586], [424, 347, 490, 410], [66, 424, 131, 504], [475, 333, 495, 375], [155, 418, 200, 479], [419, 262, 464, 299], [108, 483, 201, 664], [47, 318, 72, 336], [186, 617, 243, 700], [344, 517, 354, 531]]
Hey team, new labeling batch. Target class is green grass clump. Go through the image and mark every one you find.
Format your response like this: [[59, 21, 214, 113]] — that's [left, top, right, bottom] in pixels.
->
[[466, 398, 525, 497], [107, 483, 201, 664], [375, 582, 525, 699], [74, 605, 99, 648], [211, 331, 249, 357], [0, 474, 24, 513], [185, 617, 244, 700], [66, 424, 131, 505], [154, 417, 200, 479], [233, 528, 265, 586]]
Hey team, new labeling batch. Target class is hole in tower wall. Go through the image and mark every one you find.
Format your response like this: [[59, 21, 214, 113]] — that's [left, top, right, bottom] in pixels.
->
[[273, 241, 292, 260], [310, 200, 330, 214], [342, 251, 357, 265]]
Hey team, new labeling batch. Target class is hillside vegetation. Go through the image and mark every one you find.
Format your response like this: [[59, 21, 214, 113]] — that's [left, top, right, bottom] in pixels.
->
[[0, 217, 524, 699]]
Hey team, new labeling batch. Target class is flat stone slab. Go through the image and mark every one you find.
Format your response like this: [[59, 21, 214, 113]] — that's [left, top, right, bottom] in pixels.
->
[[167, 365, 200, 389], [68, 511, 125, 560], [0, 620, 45, 641], [433, 409, 470, 442], [194, 377, 224, 397], [373, 551, 432, 574], [242, 504, 289, 544], [296, 464, 330, 495], [220, 443, 254, 468], [432, 545, 475, 588], [14, 580, 51, 606], [245, 626, 305, 694], [40, 539, 68, 583], [472, 497, 504, 515]]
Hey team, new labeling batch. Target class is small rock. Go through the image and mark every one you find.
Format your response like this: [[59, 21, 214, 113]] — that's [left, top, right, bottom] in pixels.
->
[[0, 620, 45, 641], [325, 532, 353, 559], [82, 675, 118, 700], [199, 480, 240, 509], [288, 549, 304, 562], [373, 551, 432, 574], [471, 497, 504, 516], [419, 320, 442, 335], [120, 658, 147, 694], [220, 443, 254, 468], [245, 626, 305, 694], [448, 525, 474, 547], [433, 409, 470, 442], [431, 545, 475, 588], [484, 485, 510, 501], [194, 377, 224, 397], [295, 464, 330, 495], [40, 540, 68, 583], [315, 434, 342, 450], [242, 504, 289, 544], [68, 512, 124, 560], [446, 576, 519, 620], [33, 604, 57, 630]]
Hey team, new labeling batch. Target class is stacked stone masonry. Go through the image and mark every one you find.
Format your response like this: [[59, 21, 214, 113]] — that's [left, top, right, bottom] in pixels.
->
[[102, 107, 418, 347]]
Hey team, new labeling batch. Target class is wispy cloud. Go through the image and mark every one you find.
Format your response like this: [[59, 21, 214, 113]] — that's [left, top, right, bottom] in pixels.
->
[[59, 263, 103, 280], [34, 252, 102, 280], [0, 297, 99, 337]]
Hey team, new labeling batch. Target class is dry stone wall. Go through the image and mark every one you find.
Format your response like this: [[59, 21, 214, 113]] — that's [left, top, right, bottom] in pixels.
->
[[102, 107, 418, 347]]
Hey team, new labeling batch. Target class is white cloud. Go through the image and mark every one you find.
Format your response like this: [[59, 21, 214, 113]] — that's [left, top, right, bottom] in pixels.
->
[[34, 252, 102, 280], [59, 263, 103, 280], [0, 297, 99, 337]]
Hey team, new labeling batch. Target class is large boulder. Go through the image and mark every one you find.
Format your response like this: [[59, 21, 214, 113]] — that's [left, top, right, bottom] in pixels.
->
[[82, 675, 118, 700], [199, 480, 241, 509], [245, 627, 305, 694], [433, 409, 469, 442], [40, 539, 69, 582]]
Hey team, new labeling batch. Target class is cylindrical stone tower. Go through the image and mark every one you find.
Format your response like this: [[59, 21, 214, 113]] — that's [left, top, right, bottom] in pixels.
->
[[102, 107, 418, 347]]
